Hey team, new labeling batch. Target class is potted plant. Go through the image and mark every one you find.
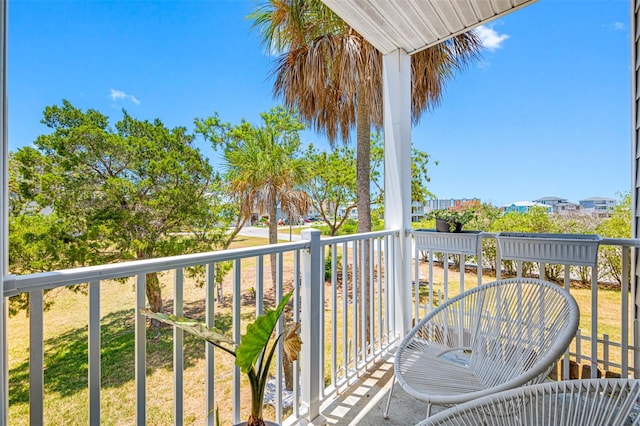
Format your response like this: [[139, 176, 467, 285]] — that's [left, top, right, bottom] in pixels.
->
[[426, 209, 476, 232], [142, 291, 301, 426]]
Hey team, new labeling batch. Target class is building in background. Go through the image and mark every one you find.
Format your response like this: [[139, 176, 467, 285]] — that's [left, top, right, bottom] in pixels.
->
[[534, 196, 581, 215], [579, 197, 617, 217], [413, 198, 481, 222], [500, 196, 617, 217], [501, 201, 552, 214], [411, 202, 424, 222], [533, 196, 568, 209], [413, 196, 616, 221], [554, 201, 582, 216]]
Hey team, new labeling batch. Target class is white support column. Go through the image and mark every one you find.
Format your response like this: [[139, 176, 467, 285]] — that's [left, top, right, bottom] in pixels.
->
[[383, 49, 412, 338], [300, 228, 323, 424], [632, 0, 640, 377], [0, 0, 8, 422]]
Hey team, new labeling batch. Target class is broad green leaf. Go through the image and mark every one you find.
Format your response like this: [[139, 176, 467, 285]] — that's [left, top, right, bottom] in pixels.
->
[[141, 310, 236, 354], [235, 291, 292, 373]]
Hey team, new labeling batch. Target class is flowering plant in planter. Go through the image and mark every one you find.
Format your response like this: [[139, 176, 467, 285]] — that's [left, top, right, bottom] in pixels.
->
[[142, 291, 301, 426], [426, 209, 477, 232]]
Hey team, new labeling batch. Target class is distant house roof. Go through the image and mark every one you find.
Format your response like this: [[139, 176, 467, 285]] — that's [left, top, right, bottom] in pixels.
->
[[534, 196, 568, 202], [502, 201, 549, 208], [556, 202, 579, 207], [579, 197, 616, 202]]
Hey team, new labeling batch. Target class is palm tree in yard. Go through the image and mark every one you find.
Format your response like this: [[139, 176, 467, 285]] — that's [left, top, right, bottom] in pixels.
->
[[220, 111, 309, 391], [196, 107, 309, 393], [251, 0, 482, 234], [225, 127, 309, 256], [198, 107, 310, 286]]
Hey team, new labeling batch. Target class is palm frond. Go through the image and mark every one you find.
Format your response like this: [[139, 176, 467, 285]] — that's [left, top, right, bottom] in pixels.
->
[[251, 0, 482, 139]]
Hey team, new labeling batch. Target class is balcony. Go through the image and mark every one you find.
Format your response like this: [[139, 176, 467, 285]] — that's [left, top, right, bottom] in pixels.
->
[[0, 0, 638, 423], [3, 228, 638, 424]]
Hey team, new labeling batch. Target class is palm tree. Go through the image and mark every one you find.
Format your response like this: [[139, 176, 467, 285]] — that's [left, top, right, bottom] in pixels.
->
[[251, 0, 482, 234], [197, 107, 308, 392], [220, 109, 310, 281]]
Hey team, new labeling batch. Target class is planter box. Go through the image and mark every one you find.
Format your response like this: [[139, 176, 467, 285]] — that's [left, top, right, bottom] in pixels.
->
[[435, 218, 463, 233], [414, 229, 482, 255], [497, 233, 602, 267]]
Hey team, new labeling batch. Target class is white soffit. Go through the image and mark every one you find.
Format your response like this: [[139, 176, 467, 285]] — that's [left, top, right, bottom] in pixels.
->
[[321, 0, 537, 55]]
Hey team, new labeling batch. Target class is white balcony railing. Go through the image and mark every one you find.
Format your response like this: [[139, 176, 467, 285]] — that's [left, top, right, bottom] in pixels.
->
[[2, 228, 400, 425], [2, 228, 639, 424]]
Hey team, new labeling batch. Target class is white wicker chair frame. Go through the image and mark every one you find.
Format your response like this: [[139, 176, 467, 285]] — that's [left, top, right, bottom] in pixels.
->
[[383, 278, 580, 420], [419, 378, 640, 425]]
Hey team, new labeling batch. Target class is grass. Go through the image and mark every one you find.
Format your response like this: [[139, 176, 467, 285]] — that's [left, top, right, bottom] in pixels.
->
[[8, 235, 280, 425], [6, 237, 631, 424], [416, 258, 632, 378]]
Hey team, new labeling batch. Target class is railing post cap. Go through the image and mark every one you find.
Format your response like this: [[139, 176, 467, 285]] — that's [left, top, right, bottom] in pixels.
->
[[302, 228, 321, 241]]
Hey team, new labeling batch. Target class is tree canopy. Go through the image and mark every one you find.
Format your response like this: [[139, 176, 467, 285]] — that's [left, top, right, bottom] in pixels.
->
[[304, 133, 437, 235], [10, 100, 228, 313]]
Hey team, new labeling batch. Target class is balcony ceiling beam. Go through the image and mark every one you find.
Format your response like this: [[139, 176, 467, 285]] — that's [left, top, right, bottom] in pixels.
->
[[320, 0, 537, 56]]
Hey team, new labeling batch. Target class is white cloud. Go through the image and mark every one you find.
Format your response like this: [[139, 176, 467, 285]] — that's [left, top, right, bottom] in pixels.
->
[[109, 89, 140, 105], [609, 21, 625, 31], [476, 25, 509, 51]]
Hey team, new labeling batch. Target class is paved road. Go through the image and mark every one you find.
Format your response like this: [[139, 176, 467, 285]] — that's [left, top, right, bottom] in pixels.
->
[[237, 225, 309, 242]]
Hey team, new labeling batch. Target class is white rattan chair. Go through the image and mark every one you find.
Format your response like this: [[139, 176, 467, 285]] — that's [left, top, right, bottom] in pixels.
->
[[418, 379, 640, 425], [383, 278, 579, 420]]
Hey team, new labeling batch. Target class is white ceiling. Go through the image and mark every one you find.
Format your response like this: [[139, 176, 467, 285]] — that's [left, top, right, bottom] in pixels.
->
[[320, 0, 537, 55]]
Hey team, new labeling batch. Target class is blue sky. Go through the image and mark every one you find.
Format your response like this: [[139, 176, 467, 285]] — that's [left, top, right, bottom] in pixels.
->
[[8, 0, 631, 207]]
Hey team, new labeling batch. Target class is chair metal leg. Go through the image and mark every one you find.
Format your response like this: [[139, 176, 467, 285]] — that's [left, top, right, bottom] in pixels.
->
[[383, 375, 396, 419]]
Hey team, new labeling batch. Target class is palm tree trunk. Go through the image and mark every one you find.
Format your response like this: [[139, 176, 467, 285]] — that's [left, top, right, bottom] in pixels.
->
[[269, 201, 278, 286], [266, 202, 295, 388], [356, 91, 372, 235], [356, 86, 371, 352]]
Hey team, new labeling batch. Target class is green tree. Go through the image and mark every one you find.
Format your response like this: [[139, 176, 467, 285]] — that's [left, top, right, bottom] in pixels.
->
[[11, 100, 220, 315], [459, 203, 501, 273], [596, 193, 631, 239], [549, 213, 600, 283], [8, 213, 76, 314], [305, 134, 435, 236], [489, 206, 553, 234], [409, 149, 438, 206], [370, 133, 437, 216], [304, 144, 357, 236], [251, 0, 478, 347], [596, 193, 631, 284], [489, 206, 553, 276], [250, 0, 480, 234]]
